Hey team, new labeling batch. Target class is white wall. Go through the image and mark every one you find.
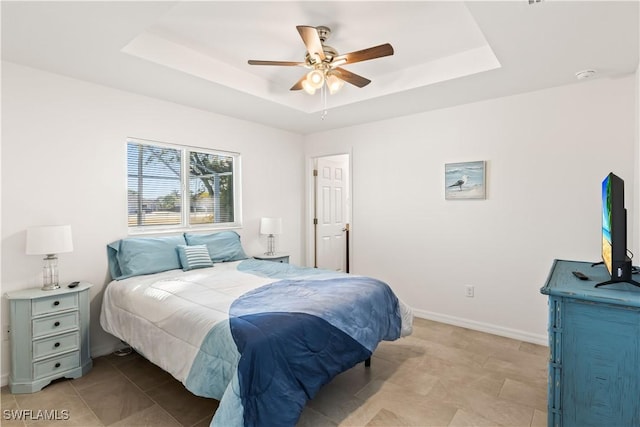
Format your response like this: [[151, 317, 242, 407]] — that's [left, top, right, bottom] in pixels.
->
[[1, 62, 305, 383], [305, 75, 637, 344]]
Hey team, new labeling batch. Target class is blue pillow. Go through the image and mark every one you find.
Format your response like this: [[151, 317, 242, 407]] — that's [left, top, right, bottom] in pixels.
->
[[108, 235, 186, 280], [107, 241, 124, 280], [184, 231, 248, 263], [177, 245, 214, 271]]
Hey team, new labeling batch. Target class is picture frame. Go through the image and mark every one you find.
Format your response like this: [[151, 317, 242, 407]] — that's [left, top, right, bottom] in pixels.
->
[[445, 161, 486, 200]]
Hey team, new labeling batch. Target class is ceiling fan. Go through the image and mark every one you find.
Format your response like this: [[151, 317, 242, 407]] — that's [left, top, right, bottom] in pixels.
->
[[248, 25, 394, 95]]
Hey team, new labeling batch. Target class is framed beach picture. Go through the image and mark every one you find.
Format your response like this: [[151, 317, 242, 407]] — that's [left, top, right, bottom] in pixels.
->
[[445, 161, 486, 200]]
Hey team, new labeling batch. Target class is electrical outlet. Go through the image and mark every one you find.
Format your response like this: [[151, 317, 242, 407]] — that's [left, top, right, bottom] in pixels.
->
[[465, 285, 474, 297]]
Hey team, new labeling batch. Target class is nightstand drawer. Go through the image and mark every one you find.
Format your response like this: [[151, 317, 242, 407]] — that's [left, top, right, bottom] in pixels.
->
[[33, 351, 79, 380], [33, 331, 80, 360], [32, 312, 79, 338], [32, 293, 78, 316], [254, 255, 289, 263]]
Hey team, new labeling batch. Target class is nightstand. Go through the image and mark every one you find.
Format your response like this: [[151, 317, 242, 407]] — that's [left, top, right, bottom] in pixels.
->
[[254, 253, 290, 264], [6, 283, 92, 393]]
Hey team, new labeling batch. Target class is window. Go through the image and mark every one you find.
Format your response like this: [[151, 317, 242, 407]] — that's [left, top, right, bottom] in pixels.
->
[[127, 138, 241, 233]]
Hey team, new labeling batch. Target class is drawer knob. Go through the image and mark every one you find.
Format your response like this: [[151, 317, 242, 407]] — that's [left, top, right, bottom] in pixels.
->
[[54, 321, 60, 327], [54, 342, 60, 348], [53, 301, 60, 306], [54, 362, 61, 368]]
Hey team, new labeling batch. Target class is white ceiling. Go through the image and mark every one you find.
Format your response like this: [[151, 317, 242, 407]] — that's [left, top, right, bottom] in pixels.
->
[[2, 1, 638, 135]]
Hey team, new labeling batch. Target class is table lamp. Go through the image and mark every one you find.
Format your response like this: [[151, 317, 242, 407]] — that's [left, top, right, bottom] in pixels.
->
[[26, 225, 73, 290], [260, 218, 282, 256]]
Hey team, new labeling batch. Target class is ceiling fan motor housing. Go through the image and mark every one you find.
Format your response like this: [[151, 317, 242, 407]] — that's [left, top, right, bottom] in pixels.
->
[[316, 26, 331, 43], [305, 47, 337, 67], [304, 26, 337, 67]]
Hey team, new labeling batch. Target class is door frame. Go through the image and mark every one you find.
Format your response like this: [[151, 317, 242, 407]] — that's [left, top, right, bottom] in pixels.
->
[[305, 151, 352, 268]]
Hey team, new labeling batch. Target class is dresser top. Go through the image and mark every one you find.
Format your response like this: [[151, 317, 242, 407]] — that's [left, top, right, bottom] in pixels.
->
[[5, 282, 92, 299], [541, 259, 640, 307]]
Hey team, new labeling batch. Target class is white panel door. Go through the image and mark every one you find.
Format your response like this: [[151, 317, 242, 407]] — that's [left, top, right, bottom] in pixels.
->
[[316, 157, 348, 271]]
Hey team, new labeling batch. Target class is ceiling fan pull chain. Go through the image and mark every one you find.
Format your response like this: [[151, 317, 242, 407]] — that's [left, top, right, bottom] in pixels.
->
[[321, 85, 328, 120]]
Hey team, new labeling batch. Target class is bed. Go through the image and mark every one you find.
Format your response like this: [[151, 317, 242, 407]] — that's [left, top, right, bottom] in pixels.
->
[[100, 231, 413, 427]]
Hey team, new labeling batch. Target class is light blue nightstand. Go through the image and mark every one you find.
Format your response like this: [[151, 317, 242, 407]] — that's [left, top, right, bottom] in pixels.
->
[[254, 253, 290, 264], [6, 283, 93, 393], [540, 260, 640, 427]]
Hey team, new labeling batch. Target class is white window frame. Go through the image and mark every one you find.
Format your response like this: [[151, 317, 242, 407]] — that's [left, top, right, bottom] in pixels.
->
[[127, 138, 242, 235]]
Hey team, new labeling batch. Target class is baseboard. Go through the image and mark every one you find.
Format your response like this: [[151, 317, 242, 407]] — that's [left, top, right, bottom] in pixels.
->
[[91, 342, 121, 358], [1, 373, 8, 387], [412, 308, 549, 346]]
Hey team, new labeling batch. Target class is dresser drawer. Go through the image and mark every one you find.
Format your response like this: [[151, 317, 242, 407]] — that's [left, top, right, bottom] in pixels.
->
[[32, 293, 78, 316], [32, 331, 79, 361], [33, 351, 79, 380], [32, 312, 78, 338]]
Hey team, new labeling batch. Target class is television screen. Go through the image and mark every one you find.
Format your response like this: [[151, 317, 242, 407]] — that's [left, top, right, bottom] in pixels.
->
[[597, 172, 640, 288], [601, 174, 613, 275]]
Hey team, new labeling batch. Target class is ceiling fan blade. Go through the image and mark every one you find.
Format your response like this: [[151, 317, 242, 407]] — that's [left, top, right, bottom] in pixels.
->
[[297, 25, 325, 61], [334, 68, 371, 88], [290, 75, 306, 91], [333, 43, 394, 66], [248, 60, 305, 66]]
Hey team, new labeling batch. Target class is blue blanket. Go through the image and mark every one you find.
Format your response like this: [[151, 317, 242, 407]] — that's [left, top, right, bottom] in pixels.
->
[[185, 260, 402, 426]]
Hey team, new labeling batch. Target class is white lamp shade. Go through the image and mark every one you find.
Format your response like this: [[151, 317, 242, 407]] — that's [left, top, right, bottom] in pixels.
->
[[260, 218, 282, 235], [26, 225, 73, 255]]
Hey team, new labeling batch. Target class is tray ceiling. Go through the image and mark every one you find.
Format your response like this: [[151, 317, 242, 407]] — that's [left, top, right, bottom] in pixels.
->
[[2, 1, 638, 134]]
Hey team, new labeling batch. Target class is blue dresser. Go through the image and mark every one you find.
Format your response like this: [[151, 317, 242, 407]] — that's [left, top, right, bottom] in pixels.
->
[[540, 260, 640, 427]]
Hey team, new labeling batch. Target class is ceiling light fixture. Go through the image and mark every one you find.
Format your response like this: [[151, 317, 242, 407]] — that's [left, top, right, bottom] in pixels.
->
[[301, 59, 341, 119], [300, 53, 337, 97], [301, 68, 345, 95]]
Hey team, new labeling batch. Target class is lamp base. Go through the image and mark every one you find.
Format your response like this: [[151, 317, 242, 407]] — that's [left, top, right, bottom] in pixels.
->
[[41, 254, 60, 291], [265, 234, 276, 256]]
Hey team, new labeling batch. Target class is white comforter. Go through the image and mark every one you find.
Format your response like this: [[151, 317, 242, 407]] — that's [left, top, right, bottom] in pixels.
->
[[100, 261, 276, 382]]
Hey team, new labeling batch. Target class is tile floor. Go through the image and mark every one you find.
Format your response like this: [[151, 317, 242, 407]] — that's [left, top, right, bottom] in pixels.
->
[[1, 318, 548, 426]]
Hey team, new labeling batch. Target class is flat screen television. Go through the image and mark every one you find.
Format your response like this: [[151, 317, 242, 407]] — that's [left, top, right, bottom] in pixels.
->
[[597, 172, 640, 288]]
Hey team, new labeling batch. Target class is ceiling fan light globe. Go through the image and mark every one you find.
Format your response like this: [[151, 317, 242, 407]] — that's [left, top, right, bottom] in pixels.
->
[[327, 75, 344, 94], [307, 70, 325, 89], [301, 79, 316, 95]]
